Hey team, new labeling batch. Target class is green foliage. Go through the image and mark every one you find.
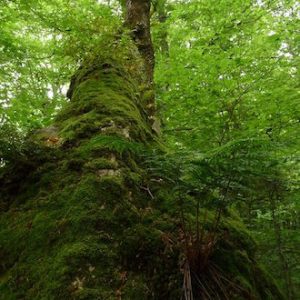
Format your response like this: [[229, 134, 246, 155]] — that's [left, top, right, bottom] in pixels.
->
[[152, 0, 299, 297], [0, 0, 121, 135], [0, 0, 299, 299], [0, 123, 25, 164]]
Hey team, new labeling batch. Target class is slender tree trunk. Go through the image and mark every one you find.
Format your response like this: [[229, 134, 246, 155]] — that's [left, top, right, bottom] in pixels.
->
[[154, 0, 169, 56], [125, 0, 160, 132], [269, 186, 293, 300], [125, 0, 154, 85]]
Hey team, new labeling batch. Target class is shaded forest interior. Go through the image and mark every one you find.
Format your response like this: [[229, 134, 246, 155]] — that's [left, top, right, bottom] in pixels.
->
[[0, 0, 299, 299]]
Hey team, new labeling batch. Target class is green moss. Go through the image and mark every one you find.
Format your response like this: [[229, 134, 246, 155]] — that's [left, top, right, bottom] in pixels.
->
[[121, 274, 150, 300], [76, 135, 143, 157], [253, 265, 286, 300], [83, 158, 118, 171], [56, 59, 153, 144], [0, 50, 284, 299]]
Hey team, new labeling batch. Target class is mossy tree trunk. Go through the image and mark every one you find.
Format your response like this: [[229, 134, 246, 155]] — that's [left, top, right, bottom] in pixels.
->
[[0, 44, 172, 300], [0, 2, 174, 297], [0, 2, 286, 300], [125, 0, 154, 86], [125, 0, 157, 129]]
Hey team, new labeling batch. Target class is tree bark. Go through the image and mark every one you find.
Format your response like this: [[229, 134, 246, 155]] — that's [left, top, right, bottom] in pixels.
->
[[125, 0, 160, 132], [125, 0, 154, 86], [153, 0, 169, 56], [269, 185, 293, 300], [0, 3, 287, 299]]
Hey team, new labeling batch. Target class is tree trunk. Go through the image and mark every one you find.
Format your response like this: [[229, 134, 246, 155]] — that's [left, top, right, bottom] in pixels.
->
[[153, 0, 169, 56], [125, 0, 154, 86], [0, 3, 286, 299], [269, 187, 293, 300]]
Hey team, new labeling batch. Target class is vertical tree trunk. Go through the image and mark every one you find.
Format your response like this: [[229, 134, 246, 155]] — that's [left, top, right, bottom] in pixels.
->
[[125, 0, 160, 132], [269, 186, 293, 300], [153, 0, 169, 56], [0, 3, 287, 299], [125, 0, 154, 86]]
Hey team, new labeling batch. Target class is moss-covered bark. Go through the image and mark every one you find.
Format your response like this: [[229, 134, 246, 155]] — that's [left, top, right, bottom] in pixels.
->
[[125, 0, 154, 86], [0, 39, 284, 299]]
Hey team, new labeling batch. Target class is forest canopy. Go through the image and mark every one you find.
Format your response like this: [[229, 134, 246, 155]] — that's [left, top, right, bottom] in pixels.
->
[[0, 0, 299, 299]]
